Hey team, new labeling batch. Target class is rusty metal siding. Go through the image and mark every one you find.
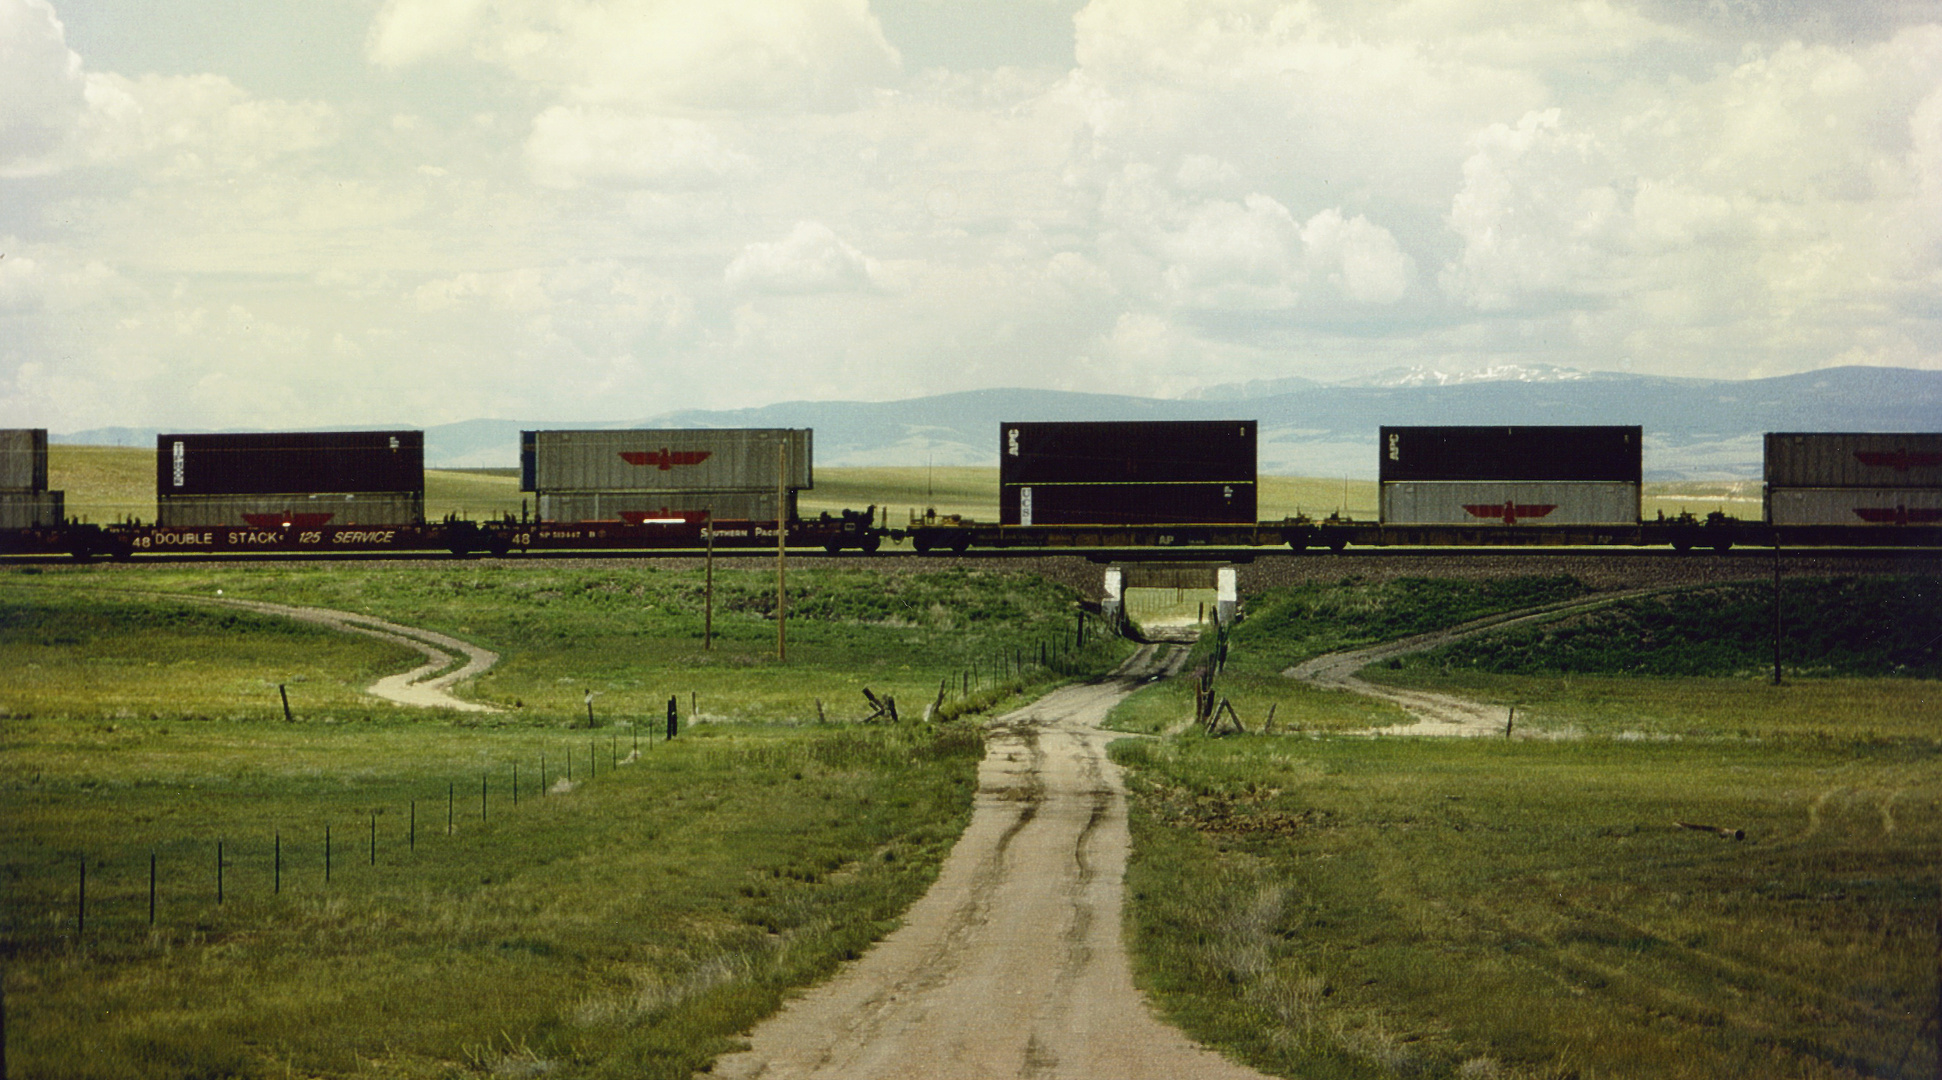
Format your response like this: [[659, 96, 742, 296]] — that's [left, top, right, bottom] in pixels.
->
[[536, 490, 794, 524], [1764, 433, 1942, 488], [999, 481, 1256, 526], [0, 429, 48, 491], [524, 429, 812, 492], [1765, 487, 1942, 526], [155, 493, 424, 527], [1379, 481, 1641, 526], [999, 421, 1256, 486], [157, 432, 423, 496], [1379, 426, 1642, 483], [0, 491, 63, 528]]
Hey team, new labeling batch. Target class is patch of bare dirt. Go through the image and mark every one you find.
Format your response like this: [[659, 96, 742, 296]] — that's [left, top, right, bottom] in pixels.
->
[[203, 596, 501, 712], [1284, 589, 1667, 735], [709, 643, 1273, 1080]]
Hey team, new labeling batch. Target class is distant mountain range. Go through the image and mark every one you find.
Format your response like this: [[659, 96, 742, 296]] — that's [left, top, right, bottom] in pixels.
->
[[55, 365, 1942, 481]]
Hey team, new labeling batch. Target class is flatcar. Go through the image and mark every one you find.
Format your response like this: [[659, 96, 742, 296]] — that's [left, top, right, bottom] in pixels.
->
[[3, 424, 1938, 559]]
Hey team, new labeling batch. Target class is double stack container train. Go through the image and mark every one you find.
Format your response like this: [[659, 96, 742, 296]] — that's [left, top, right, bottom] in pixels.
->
[[510, 427, 878, 552], [1764, 432, 1942, 533], [3, 422, 1938, 560], [0, 430, 63, 545]]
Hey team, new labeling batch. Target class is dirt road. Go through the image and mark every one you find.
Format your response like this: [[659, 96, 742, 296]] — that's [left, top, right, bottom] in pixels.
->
[[711, 643, 1272, 1080], [206, 596, 502, 712], [1284, 589, 1663, 735]]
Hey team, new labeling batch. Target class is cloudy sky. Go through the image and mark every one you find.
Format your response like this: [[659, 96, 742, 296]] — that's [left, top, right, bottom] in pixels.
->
[[4, 0, 1940, 433]]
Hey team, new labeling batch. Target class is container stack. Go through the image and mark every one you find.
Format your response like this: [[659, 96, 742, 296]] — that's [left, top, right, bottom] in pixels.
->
[[520, 429, 812, 524], [1378, 426, 1642, 526], [1764, 433, 1942, 527], [0, 429, 63, 528], [155, 432, 425, 527], [998, 420, 1257, 526]]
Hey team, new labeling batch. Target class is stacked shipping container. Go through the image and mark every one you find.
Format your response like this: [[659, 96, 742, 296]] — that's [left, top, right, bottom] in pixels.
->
[[155, 432, 424, 527], [1378, 426, 1642, 526], [1764, 433, 1942, 527], [521, 429, 811, 524], [0, 429, 63, 529], [998, 421, 1257, 526]]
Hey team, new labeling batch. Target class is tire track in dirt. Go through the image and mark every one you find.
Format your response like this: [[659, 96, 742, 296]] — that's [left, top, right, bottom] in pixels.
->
[[202, 596, 503, 713], [123, 591, 501, 713], [1284, 588, 1670, 736], [710, 643, 1274, 1080], [22, 582, 503, 712]]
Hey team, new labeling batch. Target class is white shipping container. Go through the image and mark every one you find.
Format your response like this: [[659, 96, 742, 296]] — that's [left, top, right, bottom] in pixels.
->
[[1380, 482, 1640, 526], [156, 493, 423, 527], [1765, 486, 1942, 526], [1765, 432, 1942, 488], [0, 429, 48, 492], [526, 429, 812, 493], [0, 491, 63, 528], [538, 490, 793, 524]]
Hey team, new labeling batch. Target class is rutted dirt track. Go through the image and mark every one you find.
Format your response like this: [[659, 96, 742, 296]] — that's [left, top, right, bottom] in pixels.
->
[[1285, 588, 1669, 735], [205, 596, 501, 712], [712, 642, 1271, 1080]]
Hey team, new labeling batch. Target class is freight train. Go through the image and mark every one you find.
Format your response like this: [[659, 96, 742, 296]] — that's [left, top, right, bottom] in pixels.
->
[[2, 424, 1937, 560]]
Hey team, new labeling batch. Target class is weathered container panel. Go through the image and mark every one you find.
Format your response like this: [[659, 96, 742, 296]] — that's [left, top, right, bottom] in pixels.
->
[[158, 432, 423, 496], [1379, 481, 1640, 526], [0, 491, 63, 528], [1765, 486, 1942, 526], [999, 421, 1257, 486], [536, 490, 794, 524], [155, 493, 424, 528], [0, 429, 49, 491], [524, 429, 812, 492], [1379, 426, 1642, 483], [1764, 433, 1942, 489], [1000, 481, 1256, 526]]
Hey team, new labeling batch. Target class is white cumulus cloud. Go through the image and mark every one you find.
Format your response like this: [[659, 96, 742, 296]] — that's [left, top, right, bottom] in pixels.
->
[[725, 221, 888, 294], [526, 107, 746, 189], [369, 0, 900, 110]]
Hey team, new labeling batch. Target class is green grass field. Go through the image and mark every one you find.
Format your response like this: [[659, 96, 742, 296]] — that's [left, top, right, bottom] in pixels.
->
[[1110, 574, 1941, 1079], [0, 561, 1130, 1078]]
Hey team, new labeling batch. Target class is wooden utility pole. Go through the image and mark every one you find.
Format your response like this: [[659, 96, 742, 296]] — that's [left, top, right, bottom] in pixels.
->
[[776, 440, 788, 661], [1772, 544, 1783, 686], [703, 510, 714, 650]]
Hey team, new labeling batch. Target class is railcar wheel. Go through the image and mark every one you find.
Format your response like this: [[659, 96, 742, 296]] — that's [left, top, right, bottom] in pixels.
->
[[860, 534, 881, 554], [912, 536, 933, 553], [1327, 536, 1348, 553], [950, 535, 971, 554], [825, 541, 844, 554]]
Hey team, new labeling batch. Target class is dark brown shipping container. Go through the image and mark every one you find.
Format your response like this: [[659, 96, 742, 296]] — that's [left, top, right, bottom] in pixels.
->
[[158, 432, 423, 496], [1379, 426, 1641, 483], [999, 421, 1256, 486], [0, 428, 49, 492], [1764, 432, 1942, 489], [1000, 481, 1256, 526]]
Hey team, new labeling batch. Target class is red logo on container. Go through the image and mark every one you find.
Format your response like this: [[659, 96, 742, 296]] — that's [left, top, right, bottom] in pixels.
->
[[1463, 502, 1558, 525], [242, 512, 334, 529], [1851, 505, 1942, 525], [620, 449, 712, 470], [1854, 449, 1942, 472]]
